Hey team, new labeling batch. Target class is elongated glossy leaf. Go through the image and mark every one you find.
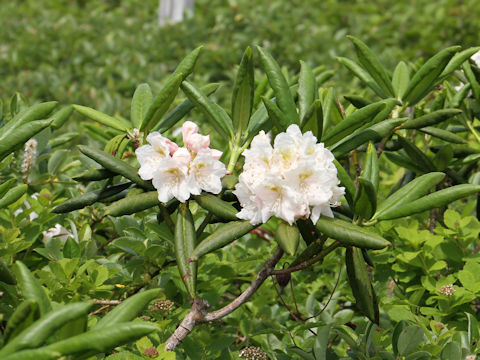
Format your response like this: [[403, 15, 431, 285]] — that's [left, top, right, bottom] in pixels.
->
[[3, 300, 38, 344], [77, 146, 153, 190], [441, 46, 480, 77], [256, 46, 299, 124], [397, 136, 436, 172], [298, 60, 316, 123], [181, 81, 233, 138], [193, 193, 238, 221], [334, 159, 355, 208], [156, 83, 219, 133], [175, 203, 197, 296], [344, 95, 371, 109], [95, 289, 161, 328], [401, 109, 462, 129], [140, 73, 183, 132], [232, 47, 254, 137], [52, 182, 131, 213], [0, 179, 16, 198], [384, 151, 425, 174], [3, 349, 61, 360], [50, 105, 74, 130], [190, 221, 257, 261], [337, 57, 387, 98], [419, 127, 466, 144], [0, 119, 53, 161], [323, 101, 386, 145], [354, 177, 377, 220], [330, 118, 403, 158], [346, 247, 379, 323], [348, 36, 394, 97], [73, 105, 129, 132], [0, 184, 28, 208], [0, 303, 93, 356], [315, 217, 389, 249], [0, 101, 57, 141], [392, 61, 410, 99], [105, 191, 160, 216], [275, 222, 300, 256], [130, 83, 153, 128], [463, 61, 480, 101], [301, 99, 323, 139], [14, 262, 51, 316], [262, 96, 289, 130], [73, 168, 115, 182], [321, 87, 343, 133], [246, 103, 270, 140], [403, 46, 461, 105], [375, 172, 445, 218], [173, 45, 203, 80], [289, 238, 324, 268], [378, 184, 480, 220], [42, 323, 156, 356], [450, 83, 471, 108], [362, 142, 379, 191]]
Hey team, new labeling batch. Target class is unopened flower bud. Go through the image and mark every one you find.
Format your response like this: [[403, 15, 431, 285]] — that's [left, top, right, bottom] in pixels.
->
[[239, 346, 268, 360], [439, 284, 455, 296]]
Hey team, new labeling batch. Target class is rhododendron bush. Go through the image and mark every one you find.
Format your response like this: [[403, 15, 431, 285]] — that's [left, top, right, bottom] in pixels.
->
[[2, 5, 480, 357]]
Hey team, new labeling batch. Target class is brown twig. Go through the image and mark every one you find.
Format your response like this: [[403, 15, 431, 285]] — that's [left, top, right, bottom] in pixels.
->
[[271, 241, 341, 275], [165, 248, 284, 351]]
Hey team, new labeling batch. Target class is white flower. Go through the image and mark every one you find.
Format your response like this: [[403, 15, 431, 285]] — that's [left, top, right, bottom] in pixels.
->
[[472, 50, 480, 68], [135, 122, 226, 203], [234, 125, 344, 225], [42, 224, 72, 242]]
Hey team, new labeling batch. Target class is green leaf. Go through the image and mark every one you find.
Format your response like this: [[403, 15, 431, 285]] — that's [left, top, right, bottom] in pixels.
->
[[419, 127, 466, 144], [397, 325, 425, 356], [432, 145, 454, 170], [275, 222, 300, 256], [377, 184, 480, 220], [174, 203, 197, 297], [52, 182, 131, 213], [262, 96, 289, 130], [347, 35, 394, 97], [256, 46, 299, 124], [463, 61, 480, 101], [0, 119, 53, 161], [193, 194, 238, 221], [156, 83, 219, 133], [313, 324, 332, 360], [401, 109, 462, 129], [0, 259, 16, 285], [323, 101, 386, 146], [298, 60, 316, 123], [440, 342, 462, 360], [14, 261, 51, 316], [397, 135, 436, 172], [315, 217, 390, 249], [130, 83, 153, 128], [232, 47, 254, 139], [337, 57, 387, 98], [334, 159, 355, 208], [0, 303, 93, 356], [173, 45, 203, 80], [72, 168, 115, 182], [3, 300, 38, 344], [330, 118, 403, 158], [105, 191, 161, 216], [392, 61, 410, 99], [140, 73, 183, 132], [301, 99, 323, 140], [50, 105, 74, 130], [441, 46, 480, 76], [466, 312, 479, 347], [362, 142, 379, 191], [77, 145, 153, 190], [403, 46, 461, 105], [0, 184, 28, 208], [190, 221, 257, 261], [95, 289, 162, 328], [354, 177, 377, 221], [181, 81, 233, 138], [346, 247, 379, 323], [48, 150, 68, 175], [375, 172, 445, 218], [73, 105, 129, 132], [344, 95, 371, 109]]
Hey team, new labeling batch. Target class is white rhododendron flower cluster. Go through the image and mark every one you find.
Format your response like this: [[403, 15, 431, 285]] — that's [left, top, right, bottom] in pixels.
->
[[136, 121, 226, 203], [234, 125, 345, 225]]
